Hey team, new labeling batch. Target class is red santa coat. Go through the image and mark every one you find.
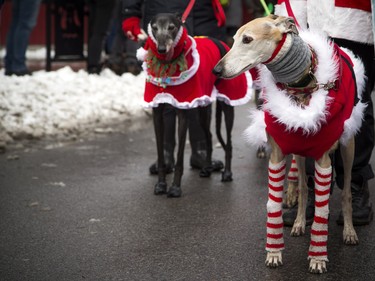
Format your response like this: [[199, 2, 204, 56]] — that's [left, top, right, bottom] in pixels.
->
[[138, 27, 252, 109], [265, 45, 356, 159], [244, 31, 366, 160]]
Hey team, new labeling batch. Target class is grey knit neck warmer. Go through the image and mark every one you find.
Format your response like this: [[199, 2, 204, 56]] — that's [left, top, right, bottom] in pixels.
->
[[265, 33, 311, 84]]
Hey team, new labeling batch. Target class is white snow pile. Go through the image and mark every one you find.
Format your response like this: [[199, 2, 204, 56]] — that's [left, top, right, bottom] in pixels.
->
[[0, 66, 147, 150]]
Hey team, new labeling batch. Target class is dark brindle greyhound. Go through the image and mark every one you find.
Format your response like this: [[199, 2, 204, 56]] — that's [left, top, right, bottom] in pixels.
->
[[139, 13, 252, 197]]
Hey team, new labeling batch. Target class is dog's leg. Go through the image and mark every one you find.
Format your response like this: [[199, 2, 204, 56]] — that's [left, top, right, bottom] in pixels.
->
[[167, 109, 188, 197], [198, 105, 213, 178], [291, 155, 308, 236], [153, 106, 167, 195], [308, 153, 331, 274], [219, 101, 234, 182], [340, 137, 359, 244], [265, 136, 285, 268], [284, 155, 299, 208]]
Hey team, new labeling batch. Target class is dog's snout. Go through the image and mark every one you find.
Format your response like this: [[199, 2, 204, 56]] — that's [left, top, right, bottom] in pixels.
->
[[157, 45, 167, 54], [213, 63, 223, 77]]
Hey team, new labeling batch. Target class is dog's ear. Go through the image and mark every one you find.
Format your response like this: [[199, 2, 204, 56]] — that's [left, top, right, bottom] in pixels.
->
[[274, 16, 299, 35], [174, 12, 183, 23]]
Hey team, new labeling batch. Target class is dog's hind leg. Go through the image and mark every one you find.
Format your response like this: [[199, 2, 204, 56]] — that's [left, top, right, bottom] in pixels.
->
[[265, 136, 285, 268], [340, 137, 359, 245], [153, 105, 167, 195], [291, 155, 308, 236], [198, 105, 213, 178], [284, 155, 299, 208], [216, 101, 234, 182], [308, 153, 332, 274], [167, 109, 189, 198]]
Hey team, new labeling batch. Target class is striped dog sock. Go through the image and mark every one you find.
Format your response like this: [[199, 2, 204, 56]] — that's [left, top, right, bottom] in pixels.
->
[[266, 159, 286, 252], [308, 162, 331, 261], [287, 157, 298, 183]]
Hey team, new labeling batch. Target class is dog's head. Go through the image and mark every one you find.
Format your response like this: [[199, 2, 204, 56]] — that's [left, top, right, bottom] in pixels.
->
[[148, 13, 183, 57], [213, 15, 298, 79]]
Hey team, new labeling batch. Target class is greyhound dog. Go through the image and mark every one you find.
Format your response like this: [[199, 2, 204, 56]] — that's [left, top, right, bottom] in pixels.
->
[[214, 15, 366, 273], [138, 13, 252, 197]]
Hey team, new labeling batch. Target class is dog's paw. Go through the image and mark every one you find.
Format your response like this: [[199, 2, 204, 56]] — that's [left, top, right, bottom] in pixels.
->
[[154, 182, 167, 195], [221, 170, 233, 182], [265, 251, 283, 268], [167, 184, 182, 198], [199, 167, 212, 178], [291, 218, 305, 236], [343, 226, 359, 245], [309, 258, 327, 274]]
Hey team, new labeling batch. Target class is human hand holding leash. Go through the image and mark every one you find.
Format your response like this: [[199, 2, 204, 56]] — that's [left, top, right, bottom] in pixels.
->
[[122, 17, 147, 42]]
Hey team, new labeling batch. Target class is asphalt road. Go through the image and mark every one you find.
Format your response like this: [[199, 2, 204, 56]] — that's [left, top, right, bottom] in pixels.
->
[[1, 103, 375, 281]]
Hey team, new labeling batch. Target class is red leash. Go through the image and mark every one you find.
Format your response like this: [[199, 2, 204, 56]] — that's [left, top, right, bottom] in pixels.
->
[[181, 0, 196, 23], [284, 0, 300, 29]]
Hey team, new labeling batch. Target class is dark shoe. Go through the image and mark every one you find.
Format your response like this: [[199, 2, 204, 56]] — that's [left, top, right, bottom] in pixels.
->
[[336, 181, 374, 226], [87, 65, 102, 74], [190, 151, 224, 172], [149, 150, 175, 175], [283, 178, 315, 227], [154, 182, 167, 195], [167, 184, 182, 198], [5, 69, 31, 76]]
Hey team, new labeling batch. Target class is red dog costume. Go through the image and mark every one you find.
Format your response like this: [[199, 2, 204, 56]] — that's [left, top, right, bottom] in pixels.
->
[[137, 26, 253, 109], [245, 30, 366, 161]]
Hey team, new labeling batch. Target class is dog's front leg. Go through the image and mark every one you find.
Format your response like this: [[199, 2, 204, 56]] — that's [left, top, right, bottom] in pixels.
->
[[308, 153, 332, 274], [153, 106, 167, 195], [265, 136, 285, 268], [340, 137, 359, 245], [291, 155, 308, 236], [167, 109, 188, 198], [198, 105, 213, 178]]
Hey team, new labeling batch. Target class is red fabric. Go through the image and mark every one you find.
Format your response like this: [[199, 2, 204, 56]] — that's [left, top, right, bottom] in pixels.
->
[[335, 0, 371, 12], [211, 0, 226, 27], [122, 17, 142, 41], [264, 45, 356, 160], [144, 36, 249, 107]]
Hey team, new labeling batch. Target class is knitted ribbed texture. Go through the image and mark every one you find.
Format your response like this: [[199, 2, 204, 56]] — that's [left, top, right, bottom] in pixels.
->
[[308, 162, 331, 262], [266, 33, 311, 84], [287, 157, 298, 183], [266, 160, 286, 252]]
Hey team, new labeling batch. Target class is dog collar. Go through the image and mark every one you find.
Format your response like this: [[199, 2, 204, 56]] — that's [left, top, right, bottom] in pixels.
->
[[263, 33, 289, 64]]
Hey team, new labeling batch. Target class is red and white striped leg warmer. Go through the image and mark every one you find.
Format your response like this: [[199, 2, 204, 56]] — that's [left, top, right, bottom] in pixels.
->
[[308, 162, 331, 261], [287, 157, 298, 183], [266, 159, 286, 252]]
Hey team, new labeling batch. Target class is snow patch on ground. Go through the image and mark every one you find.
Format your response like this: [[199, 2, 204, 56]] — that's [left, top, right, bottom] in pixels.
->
[[0, 66, 148, 151]]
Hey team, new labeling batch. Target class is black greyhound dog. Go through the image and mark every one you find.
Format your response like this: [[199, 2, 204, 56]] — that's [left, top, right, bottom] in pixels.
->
[[139, 13, 251, 197]]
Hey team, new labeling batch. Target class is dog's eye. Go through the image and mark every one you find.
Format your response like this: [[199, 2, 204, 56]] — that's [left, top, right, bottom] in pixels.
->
[[151, 24, 158, 31], [168, 24, 176, 31], [242, 35, 253, 44]]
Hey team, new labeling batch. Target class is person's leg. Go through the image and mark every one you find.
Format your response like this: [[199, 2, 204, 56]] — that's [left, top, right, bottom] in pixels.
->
[[5, 0, 41, 74], [334, 38, 375, 225], [87, 0, 116, 73]]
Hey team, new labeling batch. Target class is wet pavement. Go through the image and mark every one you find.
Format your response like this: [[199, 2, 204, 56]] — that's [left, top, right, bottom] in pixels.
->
[[1, 103, 375, 281]]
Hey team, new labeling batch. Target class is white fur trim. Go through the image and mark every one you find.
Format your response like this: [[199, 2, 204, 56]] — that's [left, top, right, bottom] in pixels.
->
[[243, 109, 270, 151], [325, 7, 373, 44], [216, 71, 253, 106], [142, 92, 216, 109], [136, 47, 148, 61]]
